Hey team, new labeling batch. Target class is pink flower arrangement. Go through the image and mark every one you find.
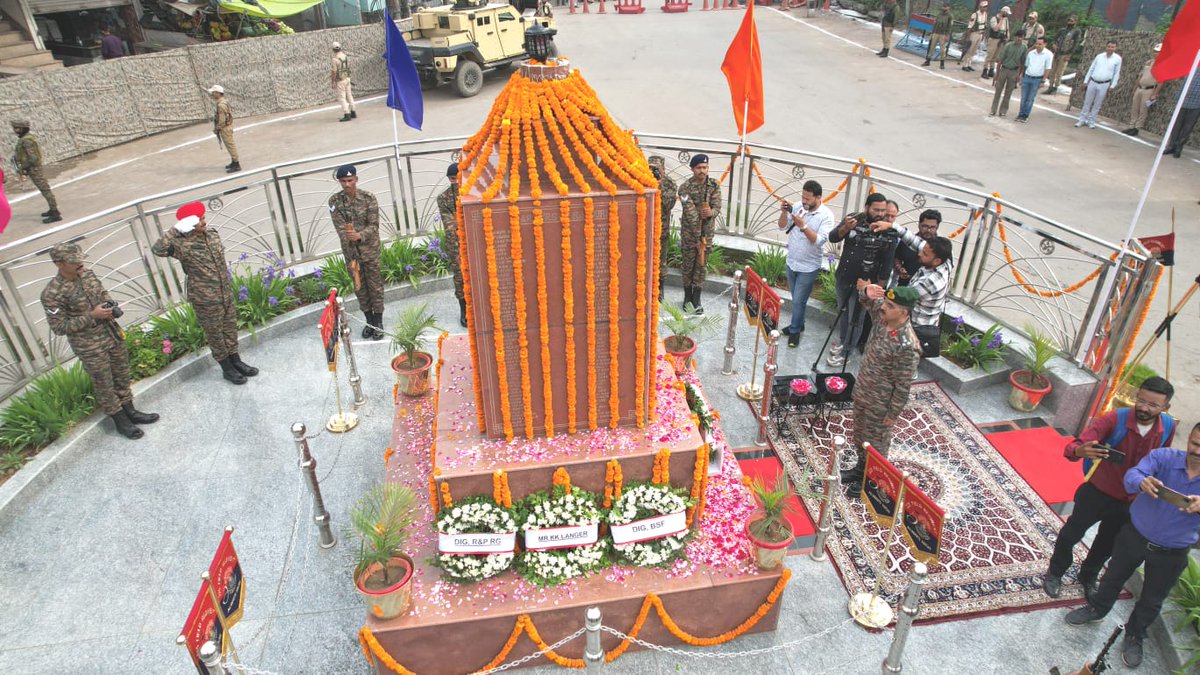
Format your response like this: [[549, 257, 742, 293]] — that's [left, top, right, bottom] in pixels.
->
[[825, 376, 847, 394], [162, 339, 173, 355], [789, 379, 812, 396]]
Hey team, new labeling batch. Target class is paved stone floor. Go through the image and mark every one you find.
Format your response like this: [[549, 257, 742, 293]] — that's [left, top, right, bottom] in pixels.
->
[[1, 8, 1196, 674]]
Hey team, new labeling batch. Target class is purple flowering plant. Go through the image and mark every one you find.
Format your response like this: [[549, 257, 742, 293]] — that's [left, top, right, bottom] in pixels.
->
[[942, 317, 1007, 371], [231, 252, 299, 328]]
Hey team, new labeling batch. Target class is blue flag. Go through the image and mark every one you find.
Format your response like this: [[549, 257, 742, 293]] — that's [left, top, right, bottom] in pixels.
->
[[384, 10, 424, 131]]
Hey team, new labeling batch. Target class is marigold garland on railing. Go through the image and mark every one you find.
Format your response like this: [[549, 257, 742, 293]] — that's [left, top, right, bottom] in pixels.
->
[[1102, 266, 1162, 413]]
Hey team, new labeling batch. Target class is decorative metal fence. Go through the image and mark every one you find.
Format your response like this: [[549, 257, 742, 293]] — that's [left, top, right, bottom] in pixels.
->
[[0, 134, 1157, 404]]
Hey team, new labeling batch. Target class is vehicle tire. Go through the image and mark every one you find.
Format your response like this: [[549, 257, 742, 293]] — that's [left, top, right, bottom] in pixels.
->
[[545, 41, 559, 59], [453, 60, 484, 98]]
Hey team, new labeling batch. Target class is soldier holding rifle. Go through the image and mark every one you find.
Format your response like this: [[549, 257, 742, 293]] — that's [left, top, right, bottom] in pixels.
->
[[677, 153, 720, 314], [329, 164, 384, 340]]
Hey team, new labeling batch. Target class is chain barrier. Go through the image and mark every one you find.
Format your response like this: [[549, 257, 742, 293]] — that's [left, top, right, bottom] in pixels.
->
[[220, 660, 282, 675], [598, 616, 858, 659], [475, 626, 588, 674]]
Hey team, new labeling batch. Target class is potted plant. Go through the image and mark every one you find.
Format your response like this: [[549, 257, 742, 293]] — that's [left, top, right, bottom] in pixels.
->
[[350, 482, 421, 619], [1009, 326, 1056, 412], [745, 469, 800, 570], [661, 302, 722, 375], [388, 302, 441, 397]]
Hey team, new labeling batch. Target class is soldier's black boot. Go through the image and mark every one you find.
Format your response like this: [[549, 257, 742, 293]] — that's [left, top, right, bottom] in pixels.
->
[[350, 110, 357, 119], [840, 458, 866, 488], [219, 358, 247, 384], [362, 311, 376, 339], [921, 59, 931, 66], [370, 311, 385, 341], [226, 162, 242, 174], [122, 401, 159, 425], [41, 209, 53, 217], [683, 288, 693, 312], [110, 410, 144, 439], [339, 114, 352, 122], [458, 299, 468, 327], [692, 287, 704, 314], [940, 59, 945, 70], [229, 354, 259, 377], [42, 210, 62, 224]]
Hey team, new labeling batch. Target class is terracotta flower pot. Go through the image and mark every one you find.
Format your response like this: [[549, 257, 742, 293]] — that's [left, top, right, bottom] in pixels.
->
[[746, 513, 795, 570], [356, 553, 415, 620], [391, 352, 434, 397], [1009, 369, 1052, 412], [663, 336, 697, 376]]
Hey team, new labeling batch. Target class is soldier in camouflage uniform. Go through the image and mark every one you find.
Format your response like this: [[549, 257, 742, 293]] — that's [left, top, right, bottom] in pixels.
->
[[647, 155, 677, 301], [10, 120, 60, 223], [329, 164, 385, 339], [40, 242, 158, 439], [207, 85, 240, 173], [840, 284, 921, 486], [152, 201, 258, 385], [436, 162, 466, 327], [676, 153, 720, 314]]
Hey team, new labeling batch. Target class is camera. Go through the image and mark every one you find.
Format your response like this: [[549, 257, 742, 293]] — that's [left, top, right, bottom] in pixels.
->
[[781, 201, 792, 213], [103, 300, 123, 319], [650, 166, 661, 181], [843, 212, 898, 283]]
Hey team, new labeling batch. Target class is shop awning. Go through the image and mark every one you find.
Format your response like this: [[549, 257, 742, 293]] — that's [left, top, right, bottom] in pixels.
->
[[217, 0, 323, 18]]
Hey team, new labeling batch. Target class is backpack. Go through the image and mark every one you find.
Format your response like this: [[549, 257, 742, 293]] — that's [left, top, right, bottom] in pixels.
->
[[1082, 408, 1175, 476]]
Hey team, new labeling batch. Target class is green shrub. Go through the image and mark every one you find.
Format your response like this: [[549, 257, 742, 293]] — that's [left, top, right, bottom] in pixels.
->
[[423, 228, 452, 277], [0, 363, 95, 451], [706, 245, 728, 275], [150, 303, 208, 355], [665, 227, 682, 269], [942, 318, 1007, 371], [232, 254, 300, 329], [749, 246, 788, 287], [295, 275, 330, 304], [1120, 362, 1159, 389], [320, 255, 355, 295], [126, 325, 173, 380], [1, 449, 29, 475], [380, 238, 425, 287], [813, 259, 839, 306]]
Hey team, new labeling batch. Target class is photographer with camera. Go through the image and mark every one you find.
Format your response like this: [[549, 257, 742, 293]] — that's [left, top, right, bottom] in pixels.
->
[[890, 220, 953, 358], [40, 242, 159, 440], [1045, 377, 1176, 605], [825, 193, 899, 368], [776, 180, 835, 348]]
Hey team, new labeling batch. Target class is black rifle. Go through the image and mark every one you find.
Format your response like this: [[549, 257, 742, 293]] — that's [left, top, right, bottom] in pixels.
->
[[1049, 624, 1123, 675]]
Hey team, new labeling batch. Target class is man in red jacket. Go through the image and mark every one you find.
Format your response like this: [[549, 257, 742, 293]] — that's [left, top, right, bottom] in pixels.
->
[[1043, 376, 1176, 600]]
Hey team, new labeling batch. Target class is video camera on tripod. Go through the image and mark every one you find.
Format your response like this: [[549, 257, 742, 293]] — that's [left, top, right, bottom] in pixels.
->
[[840, 211, 899, 285]]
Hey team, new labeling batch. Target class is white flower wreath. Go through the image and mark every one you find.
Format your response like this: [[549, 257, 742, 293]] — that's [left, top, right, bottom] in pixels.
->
[[435, 497, 518, 582], [517, 488, 609, 586], [606, 483, 691, 568]]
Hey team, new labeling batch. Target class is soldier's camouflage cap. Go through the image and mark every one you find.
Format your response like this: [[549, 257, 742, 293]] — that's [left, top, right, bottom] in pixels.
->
[[647, 155, 666, 169], [49, 243, 85, 264], [10, 119, 29, 128]]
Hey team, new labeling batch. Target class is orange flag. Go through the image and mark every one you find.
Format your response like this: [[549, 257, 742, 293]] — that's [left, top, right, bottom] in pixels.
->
[[1152, 0, 1200, 82], [721, 1, 765, 137]]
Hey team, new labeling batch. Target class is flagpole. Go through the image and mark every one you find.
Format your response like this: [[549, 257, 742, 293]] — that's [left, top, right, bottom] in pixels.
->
[[1074, 48, 1200, 368], [1165, 209, 1175, 379]]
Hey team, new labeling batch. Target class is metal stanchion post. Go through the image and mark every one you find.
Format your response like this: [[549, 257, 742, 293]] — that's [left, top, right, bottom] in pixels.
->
[[810, 435, 845, 562], [882, 562, 928, 674], [583, 606, 603, 675], [722, 270, 743, 376], [337, 296, 367, 410], [755, 330, 780, 446], [292, 422, 337, 549], [199, 641, 228, 675]]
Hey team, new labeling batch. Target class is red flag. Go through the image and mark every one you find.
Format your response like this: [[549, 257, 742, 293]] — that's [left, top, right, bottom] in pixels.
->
[[1138, 232, 1175, 266], [721, 2, 765, 136], [1152, 0, 1200, 82]]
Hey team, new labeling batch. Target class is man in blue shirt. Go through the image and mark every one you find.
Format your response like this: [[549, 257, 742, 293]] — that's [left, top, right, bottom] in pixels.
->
[[1064, 423, 1200, 668]]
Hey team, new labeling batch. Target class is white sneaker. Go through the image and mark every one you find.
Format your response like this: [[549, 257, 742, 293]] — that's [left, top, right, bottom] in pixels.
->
[[1087, 123, 1096, 129], [826, 351, 846, 367], [1074, 120, 1085, 127]]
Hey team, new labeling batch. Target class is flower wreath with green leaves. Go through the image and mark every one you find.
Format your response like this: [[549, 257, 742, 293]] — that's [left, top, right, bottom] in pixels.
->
[[606, 482, 694, 568], [514, 485, 609, 586], [433, 495, 518, 583]]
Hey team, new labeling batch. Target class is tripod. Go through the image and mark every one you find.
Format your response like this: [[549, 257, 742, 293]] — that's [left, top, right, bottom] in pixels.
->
[[813, 284, 869, 376]]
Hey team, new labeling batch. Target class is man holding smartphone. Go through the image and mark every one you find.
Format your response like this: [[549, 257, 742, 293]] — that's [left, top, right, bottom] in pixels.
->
[[1044, 376, 1175, 602], [1065, 422, 1200, 668], [776, 180, 834, 348]]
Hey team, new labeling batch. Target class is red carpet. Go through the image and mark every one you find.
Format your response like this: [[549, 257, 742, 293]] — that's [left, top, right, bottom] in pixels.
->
[[737, 456, 815, 537], [986, 427, 1083, 505]]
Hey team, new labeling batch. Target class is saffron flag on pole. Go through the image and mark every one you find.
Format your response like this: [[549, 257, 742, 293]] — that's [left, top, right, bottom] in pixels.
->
[[720, 1, 765, 136], [384, 9, 424, 131], [1152, 0, 1200, 82]]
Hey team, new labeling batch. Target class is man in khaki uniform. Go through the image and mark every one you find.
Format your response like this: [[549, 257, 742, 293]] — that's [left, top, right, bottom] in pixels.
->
[[981, 6, 1012, 80], [40, 243, 159, 439], [331, 42, 357, 123], [959, 1, 989, 72], [208, 85, 240, 173], [10, 120, 60, 223], [1124, 45, 1164, 137], [1021, 11, 1044, 44]]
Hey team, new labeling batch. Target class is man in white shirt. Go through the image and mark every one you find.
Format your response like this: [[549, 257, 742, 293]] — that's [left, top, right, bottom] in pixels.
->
[[1076, 41, 1122, 129], [777, 180, 836, 348], [1018, 37, 1054, 122]]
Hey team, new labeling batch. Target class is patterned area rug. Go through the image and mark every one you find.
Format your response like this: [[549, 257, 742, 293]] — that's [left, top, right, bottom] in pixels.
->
[[765, 382, 1090, 623]]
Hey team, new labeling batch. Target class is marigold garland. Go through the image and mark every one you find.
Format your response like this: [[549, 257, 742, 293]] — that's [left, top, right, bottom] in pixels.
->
[[552, 466, 573, 495], [482, 207, 515, 441], [383, 448, 394, 466], [357, 570, 793, 672], [560, 199, 578, 433], [603, 458, 624, 508], [428, 473, 439, 515], [455, 198, 486, 432], [508, 202, 535, 439], [607, 198, 622, 428], [583, 197, 598, 430], [1102, 265, 1161, 413], [439, 481, 453, 509], [651, 448, 672, 486], [493, 469, 513, 508], [634, 196, 648, 428]]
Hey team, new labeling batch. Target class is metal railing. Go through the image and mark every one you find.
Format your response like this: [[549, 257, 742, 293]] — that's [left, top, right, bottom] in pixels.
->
[[0, 134, 1156, 402]]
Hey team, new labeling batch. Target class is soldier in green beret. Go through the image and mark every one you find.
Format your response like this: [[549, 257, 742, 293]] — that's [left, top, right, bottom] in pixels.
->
[[40, 243, 158, 439], [841, 283, 922, 486]]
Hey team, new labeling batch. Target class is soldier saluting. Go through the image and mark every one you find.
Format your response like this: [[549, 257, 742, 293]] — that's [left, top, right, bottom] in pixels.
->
[[152, 202, 258, 385], [40, 243, 158, 439], [677, 153, 720, 314], [329, 164, 385, 339], [436, 162, 467, 327]]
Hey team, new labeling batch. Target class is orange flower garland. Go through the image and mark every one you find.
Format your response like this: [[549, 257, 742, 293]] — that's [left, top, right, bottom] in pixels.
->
[[1102, 266, 1162, 412], [686, 444, 711, 527], [439, 481, 453, 509], [607, 198, 621, 428], [603, 458, 624, 508], [383, 448, 394, 466], [583, 197, 598, 430], [507, 203, 535, 439], [492, 469, 513, 508], [560, 199, 578, 434], [634, 196, 648, 428], [482, 207, 515, 441], [552, 466, 573, 495], [428, 472, 440, 515], [455, 198, 486, 432], [651, 448, 671, 486]]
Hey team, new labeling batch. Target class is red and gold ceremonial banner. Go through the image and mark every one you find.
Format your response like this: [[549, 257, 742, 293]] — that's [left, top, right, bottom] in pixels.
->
[[318, 289, 339, 371], [743, 265, 764, 326], [901, 476, 945, 566], [208, 529, 246, 627], [758, 283, 782, 341], [1138, 233, 1175, 267], [181, 579, 224, 674], [861, 444, 903, 528]]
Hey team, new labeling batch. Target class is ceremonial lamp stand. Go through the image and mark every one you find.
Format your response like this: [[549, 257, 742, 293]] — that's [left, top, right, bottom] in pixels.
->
[[327, 296, 364, 432], [848, 466, 912, 629]]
